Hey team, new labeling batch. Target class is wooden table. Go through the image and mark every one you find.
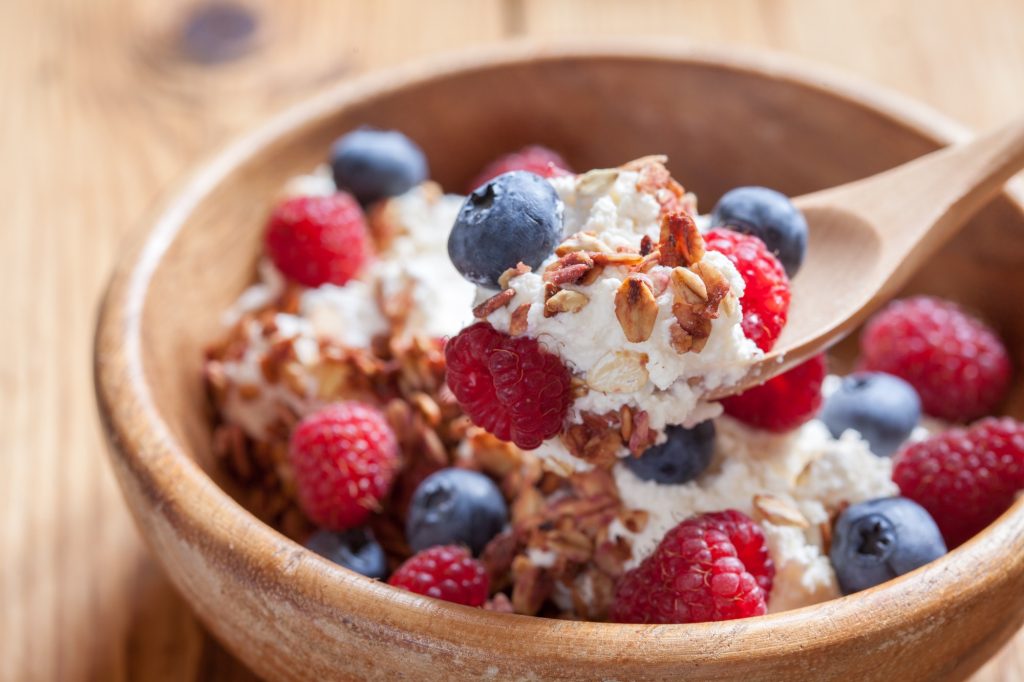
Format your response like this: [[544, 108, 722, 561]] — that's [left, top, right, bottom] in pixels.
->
[[4, 1, 1023, 679]]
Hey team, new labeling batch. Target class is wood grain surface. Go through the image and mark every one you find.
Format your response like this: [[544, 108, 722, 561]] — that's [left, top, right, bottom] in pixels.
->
[[4, 1, 1023, 680]]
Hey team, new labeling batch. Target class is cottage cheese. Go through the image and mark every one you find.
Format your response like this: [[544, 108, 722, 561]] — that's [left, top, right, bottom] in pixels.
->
[[609, 415, 899, 612], [219, 180, 476, 439], [483, 169, 761, 470]]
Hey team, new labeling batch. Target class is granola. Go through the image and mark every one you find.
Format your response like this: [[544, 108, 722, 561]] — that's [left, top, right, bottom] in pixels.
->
[[205, 153, 909, 623]]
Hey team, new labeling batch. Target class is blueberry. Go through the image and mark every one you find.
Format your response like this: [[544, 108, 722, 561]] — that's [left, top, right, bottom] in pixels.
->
[[830, 497, 946, 594], [711, 186, 808, 277], [821, 372, 921, 457], [330, 128, 428, 205], [305, 527, 387, 579], [406, 468, 508, 555], [623, 421, 715, 484], [448, 171, 563, 288]]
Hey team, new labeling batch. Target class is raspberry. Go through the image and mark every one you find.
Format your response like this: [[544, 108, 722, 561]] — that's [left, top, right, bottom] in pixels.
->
[[722, 354, 827, 432], [265, 193, 371, 287], [388, 545, 490, 607], [289, 402, 399, 530], [611, 510, 774, 624], [445, 322, 572, 450], [860, 296, 1011, 421], [704, 228, 791, 351], [893, 418, 1024, 547], [467, 145, 572, 192]]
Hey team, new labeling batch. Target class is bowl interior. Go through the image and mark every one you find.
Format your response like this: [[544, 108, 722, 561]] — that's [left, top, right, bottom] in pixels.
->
[[105, 48, 1024, 680]]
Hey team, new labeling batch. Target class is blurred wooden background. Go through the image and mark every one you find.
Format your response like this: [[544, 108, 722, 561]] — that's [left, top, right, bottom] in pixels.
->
[[3, 0, 1023, 679]]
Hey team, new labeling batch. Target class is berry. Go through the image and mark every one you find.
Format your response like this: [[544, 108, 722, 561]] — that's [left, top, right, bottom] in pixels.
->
[[305, 527, 388, 579], [448, 171, 563, 288], [330, 128, 428, 206], [722, 353, 827, 432], [830, 497, 946, 594], [289, 402, 399, 530], [467, 145, 572, 192], [821, 372, 922, 457], [860, 296, 1011, 421], [711, 186, 808, 277], [893, 418, 1024, 547], [624, 421, 715, 484], [611, 510, 774, 624], [388, 545, 489, 606], [704, 228, 791, 351], [445, 323, 572, 450], [265, 194, 371, 287], [406, 468, 509, 555]]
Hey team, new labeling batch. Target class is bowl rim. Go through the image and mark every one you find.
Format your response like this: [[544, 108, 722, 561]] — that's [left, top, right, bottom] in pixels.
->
[[95, 39, 1024, 661]]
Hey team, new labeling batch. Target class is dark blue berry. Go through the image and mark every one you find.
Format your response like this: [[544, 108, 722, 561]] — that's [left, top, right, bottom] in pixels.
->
[[830, 497, 946, 594], [711, 186, 808, 277], [448, 171, 563, 288], [821, 372, 921, 457], [623, 421, 715, 484], [330, 128, 428, 206], [406, 468, 508, 555], [305, 527, 387, 579]]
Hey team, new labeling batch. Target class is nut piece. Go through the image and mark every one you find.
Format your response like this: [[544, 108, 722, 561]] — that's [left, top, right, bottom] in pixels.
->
[[543, 252, 594, 286], [473, 288, 516, 319], [570, 376, 590, 399], [509, 303, 531, 335], [576, 168, 620, 196], [632, 159, 689, 216], [670, 266, 708, 303], [614, 275, 659, 343], [561, 412, 626, 469], [639, 234, 654, 256], [627, 409, 655, 455], [578, 263, 606, 286], [556, 231, 614, 256], [498, 262, 532, 290], [671, 302, 713, 353], [544, 289, 590, 317], [658, 211, 705, 268], [753, 494, 810, 528], [587, 350, 649, 393], [690, 261, 731, 318], [592, 252, 644, 267]]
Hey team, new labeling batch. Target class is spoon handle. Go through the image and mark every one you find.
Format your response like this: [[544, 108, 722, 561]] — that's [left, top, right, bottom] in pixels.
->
[[801, 114, 1024, 276]]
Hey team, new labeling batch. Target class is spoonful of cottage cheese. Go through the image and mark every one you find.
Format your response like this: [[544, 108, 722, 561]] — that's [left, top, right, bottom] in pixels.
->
[[444, 157, 801, 473]]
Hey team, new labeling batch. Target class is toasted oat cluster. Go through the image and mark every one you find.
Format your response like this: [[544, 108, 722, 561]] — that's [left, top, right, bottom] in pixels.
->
[[205, 132, 1014, 625]]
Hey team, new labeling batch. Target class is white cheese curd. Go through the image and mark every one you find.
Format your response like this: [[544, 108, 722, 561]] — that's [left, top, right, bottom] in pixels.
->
[[218, 182, 476, 439], [609, 416, 898, 612], [482, 169, 761, 469]]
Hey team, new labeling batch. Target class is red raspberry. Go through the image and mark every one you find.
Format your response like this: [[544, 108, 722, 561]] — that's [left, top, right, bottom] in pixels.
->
[[611, 510, 774, 624], [704, 228, 791, 352], [467, 145, 572, 191], [445, 322, 572, 450], [860, 296, 1011, 421], [893, 417, 1024, 547], [722, 353, 827, 432], [265, 193, 371, 287], [289, 402, 399, 530], [388, 545, 490, 606]]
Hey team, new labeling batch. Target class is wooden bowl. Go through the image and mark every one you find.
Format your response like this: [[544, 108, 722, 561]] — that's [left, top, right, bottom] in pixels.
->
[[95, 42, 1024, 681]]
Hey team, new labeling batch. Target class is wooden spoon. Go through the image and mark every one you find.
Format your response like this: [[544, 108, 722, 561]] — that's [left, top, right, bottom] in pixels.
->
[[708, 115, 1024, 398]]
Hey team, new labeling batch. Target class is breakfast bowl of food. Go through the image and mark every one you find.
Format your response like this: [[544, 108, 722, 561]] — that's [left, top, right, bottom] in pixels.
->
[[94, 42, 1024, 680]]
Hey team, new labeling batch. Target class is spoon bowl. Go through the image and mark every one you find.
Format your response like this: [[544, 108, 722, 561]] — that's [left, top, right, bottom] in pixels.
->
[[711, 115, 1024, 396], [778, 204, 882, 357]]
